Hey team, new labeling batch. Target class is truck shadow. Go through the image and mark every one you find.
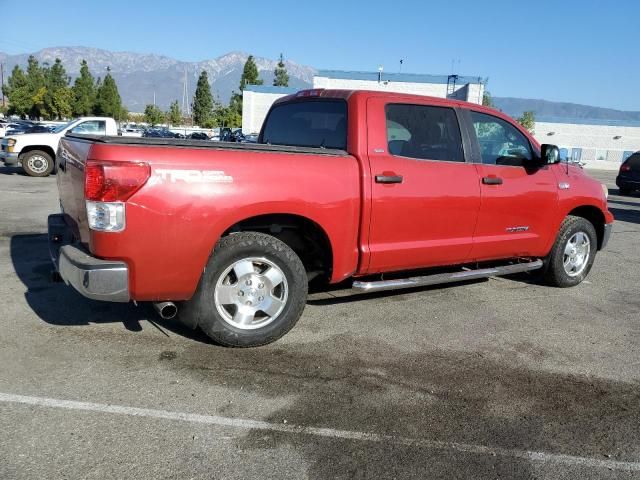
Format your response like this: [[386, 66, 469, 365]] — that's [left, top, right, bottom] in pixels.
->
[[609, 207, 640, 225], [9, 233, 213, 343], [0, 166, 26, 176]]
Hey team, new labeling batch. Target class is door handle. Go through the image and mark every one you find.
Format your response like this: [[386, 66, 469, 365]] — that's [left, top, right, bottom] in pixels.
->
[[375, 175, 403, 184], [482, 176, 503, 185]]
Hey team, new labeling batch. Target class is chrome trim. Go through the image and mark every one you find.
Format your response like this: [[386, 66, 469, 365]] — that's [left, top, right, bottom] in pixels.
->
[[352, 260, 544, 293], [58, 245, 130, 302]]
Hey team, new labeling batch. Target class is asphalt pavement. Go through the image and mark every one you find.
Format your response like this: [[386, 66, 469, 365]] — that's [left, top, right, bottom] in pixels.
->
[[0, 165, 638, 479]]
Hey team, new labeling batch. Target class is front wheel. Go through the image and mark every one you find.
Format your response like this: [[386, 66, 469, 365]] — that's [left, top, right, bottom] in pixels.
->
[[181, 232, 308, 347], [544, 216, 597, 288], [21, 150, 54, 177]]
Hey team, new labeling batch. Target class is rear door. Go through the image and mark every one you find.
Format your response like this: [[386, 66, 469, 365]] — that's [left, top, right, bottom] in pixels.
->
[[464, 110, 558, 260], [365, 98, 481, 273]]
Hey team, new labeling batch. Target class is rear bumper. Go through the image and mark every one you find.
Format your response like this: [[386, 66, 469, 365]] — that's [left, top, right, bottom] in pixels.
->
[[601, 223, 613, 250], [48, 214, 130, 302], [0, 151, 20, 165], [616, 175, 640, 189]]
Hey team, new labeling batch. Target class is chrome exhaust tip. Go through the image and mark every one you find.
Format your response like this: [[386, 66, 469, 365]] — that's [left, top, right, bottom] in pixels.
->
[[153, 301, 178, 320]]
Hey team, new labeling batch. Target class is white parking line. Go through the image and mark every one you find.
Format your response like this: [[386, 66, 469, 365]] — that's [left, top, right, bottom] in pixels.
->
[[1, 391, 639, 472]]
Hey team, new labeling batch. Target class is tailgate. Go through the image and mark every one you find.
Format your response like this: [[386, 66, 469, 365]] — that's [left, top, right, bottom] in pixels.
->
[[57, 136, 92, 245]]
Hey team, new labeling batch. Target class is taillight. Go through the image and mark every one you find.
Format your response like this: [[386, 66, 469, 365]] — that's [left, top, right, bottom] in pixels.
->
[[85, 160, 150, 202], [620, 164, 631, 172]]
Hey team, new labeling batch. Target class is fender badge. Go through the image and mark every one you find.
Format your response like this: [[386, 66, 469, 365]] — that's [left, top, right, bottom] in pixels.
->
[[558, 182, 570, 190]]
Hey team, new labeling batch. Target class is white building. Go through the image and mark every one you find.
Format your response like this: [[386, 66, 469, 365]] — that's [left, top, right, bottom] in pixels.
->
[[532, 117, 640, 170], [242, 69, 485, 134]]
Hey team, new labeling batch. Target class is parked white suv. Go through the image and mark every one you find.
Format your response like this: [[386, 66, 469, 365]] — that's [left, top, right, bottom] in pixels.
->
[[0, 117, 118, 176]]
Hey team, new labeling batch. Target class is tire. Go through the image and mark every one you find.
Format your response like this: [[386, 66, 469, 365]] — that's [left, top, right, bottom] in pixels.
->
[[21, 150, 54, 177], [618, 187, 632, 196], [181, 232, 308, 347], [544, 215, 597, 288]]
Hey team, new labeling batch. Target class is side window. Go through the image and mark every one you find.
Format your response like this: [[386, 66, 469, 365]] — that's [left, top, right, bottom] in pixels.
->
[[70, 120, 106, 135], [470, 111, 532, 166], [385, 104, 464, 162]]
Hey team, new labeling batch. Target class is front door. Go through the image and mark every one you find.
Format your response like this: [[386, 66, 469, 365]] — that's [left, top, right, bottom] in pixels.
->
[[365, 98, 481, 273], [467, 110, 558, 261]]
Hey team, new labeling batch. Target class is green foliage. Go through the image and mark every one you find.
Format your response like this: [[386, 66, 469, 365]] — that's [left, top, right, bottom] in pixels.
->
[[273, 53, 289, 87], [144, 104, 165, 126], [95, 67, 123, 119], [213, 105, 241, 128], [517, 111, 536, 133], [168, 100, 182, 126], [3, 65, 30, 118], [72, 60, 96, 117], [25, 56, 47, 118], [482, 90, 494, 108], [192, 70, 214, 127], [44, 58, 72, 119], [239, 55, 263, 91], [229, 91, 242, 118]]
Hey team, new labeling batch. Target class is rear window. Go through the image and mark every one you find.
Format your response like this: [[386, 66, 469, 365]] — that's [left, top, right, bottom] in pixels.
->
[[261, 100, 347, 150], [626, 153, 640, 168]]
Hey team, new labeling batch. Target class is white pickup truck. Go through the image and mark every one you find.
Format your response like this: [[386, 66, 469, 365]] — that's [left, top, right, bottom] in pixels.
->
[[0, 117, 117, 177]]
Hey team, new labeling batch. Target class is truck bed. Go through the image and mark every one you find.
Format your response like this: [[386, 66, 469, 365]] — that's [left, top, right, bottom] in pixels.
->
[[65, 134, 349, 156]]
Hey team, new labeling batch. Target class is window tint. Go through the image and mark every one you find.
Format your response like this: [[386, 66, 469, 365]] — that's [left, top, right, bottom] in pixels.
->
[[71, 120, 106, 135], [261, 100, 347, 150], [626, 153, 640, 168], [470, 111, 532, 166], [385, 104, 464, 162]]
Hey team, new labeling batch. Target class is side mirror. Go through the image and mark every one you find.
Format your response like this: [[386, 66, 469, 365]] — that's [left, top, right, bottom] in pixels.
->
[[541, 144, 561, 165]]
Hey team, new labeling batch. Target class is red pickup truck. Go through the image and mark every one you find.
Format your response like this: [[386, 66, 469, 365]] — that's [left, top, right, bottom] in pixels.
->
[[49, 89, 613, 347]]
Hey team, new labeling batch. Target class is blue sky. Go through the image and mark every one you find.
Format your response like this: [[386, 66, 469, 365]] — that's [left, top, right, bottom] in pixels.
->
[[1, 0, 638, 110]]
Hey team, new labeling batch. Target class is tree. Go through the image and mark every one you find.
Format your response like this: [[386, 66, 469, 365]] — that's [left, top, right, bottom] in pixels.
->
[[482, 90, 494, 108], [517, 111, 535, 133], [273, 53, 289, 87], [25, 56, 47, 119], [168, 100, 182, 126], [3, 65, 31, 118], [239, 55, 262, 91], [213, 104, 241, 128], [72, 60, 96, 117], [229, 55, 264, 119], [192, 70, 214, 127], [144, 104, 164, 126], [44, 58, 72, 119], [94, 67, 123, 119]]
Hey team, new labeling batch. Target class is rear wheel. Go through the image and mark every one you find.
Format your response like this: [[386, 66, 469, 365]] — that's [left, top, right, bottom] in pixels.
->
[[21, 150, 54, 177], [181, 232, 308, 347], [544, 216, 597, 288]]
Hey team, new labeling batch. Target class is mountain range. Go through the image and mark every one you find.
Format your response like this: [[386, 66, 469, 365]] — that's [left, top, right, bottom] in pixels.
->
[[1, 46, 639, 122]]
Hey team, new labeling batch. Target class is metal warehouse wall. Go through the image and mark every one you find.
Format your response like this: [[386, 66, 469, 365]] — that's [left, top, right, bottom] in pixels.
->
[[533, 122, 640, 170]]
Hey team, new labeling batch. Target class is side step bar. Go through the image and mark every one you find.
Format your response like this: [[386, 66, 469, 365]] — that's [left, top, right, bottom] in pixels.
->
[[352, 259, 544, 293]]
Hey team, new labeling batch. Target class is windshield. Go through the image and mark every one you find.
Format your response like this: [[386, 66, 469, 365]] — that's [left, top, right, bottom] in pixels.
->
[[52, 120, 77, 133], [261, 100, 347, 150]]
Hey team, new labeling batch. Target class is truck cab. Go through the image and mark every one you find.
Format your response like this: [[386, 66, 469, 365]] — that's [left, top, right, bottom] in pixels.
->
[[1, 117, 117, 176]]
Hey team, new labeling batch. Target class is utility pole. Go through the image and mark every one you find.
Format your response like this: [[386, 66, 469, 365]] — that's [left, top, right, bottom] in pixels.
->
[[1, 63, 5, 108]]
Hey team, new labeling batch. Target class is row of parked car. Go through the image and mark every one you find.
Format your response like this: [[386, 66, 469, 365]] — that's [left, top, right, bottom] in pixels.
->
[[0, 119, 58, 137], [120, 123, 257, 143]]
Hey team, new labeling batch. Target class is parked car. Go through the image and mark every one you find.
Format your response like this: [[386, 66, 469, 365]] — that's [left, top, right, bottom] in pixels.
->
[[219, 128, 246, 142], [0, 120, 36, 137], [49, 89, 613, 347], [616, 152, 640, 195], [119, 124, 145, 137], [7, 124, 55, 135], [188, 131, 210, 140], [0, 117, 118, 176], [143, 127, 184, 139]]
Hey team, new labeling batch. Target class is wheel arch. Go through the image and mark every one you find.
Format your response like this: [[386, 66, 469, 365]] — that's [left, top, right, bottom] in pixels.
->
[[19, 145, 56, 161], [567, 205, 606, 250], [221, 213, 334, 283]]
